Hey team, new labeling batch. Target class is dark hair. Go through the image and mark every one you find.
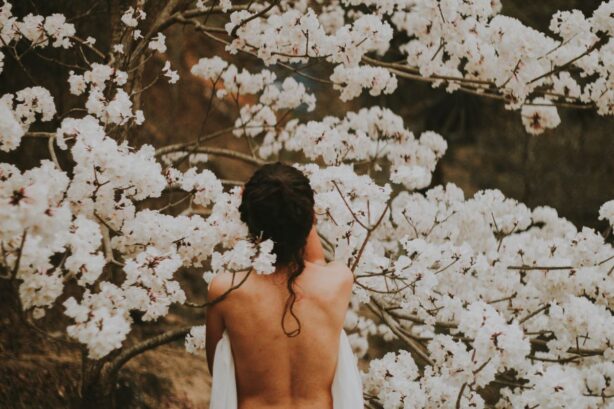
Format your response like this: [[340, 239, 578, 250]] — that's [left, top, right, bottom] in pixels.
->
[[239, 162, 314, 337]]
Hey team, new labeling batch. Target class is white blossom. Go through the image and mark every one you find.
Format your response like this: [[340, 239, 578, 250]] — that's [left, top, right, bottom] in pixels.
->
[[121, 6, 146, 28], [180, 167, 224, 207], [64, 283, 132, 359], [0, 97, 24, 151], [185, 325, 207, 355], [148, 32, 167, 53], [598, 200, 614, 226], [521, 98, 561, 135], [0, 87, 55, 151], [123, 246, 186, 321], [330, 65, 397, 101], [43, 13, 75, 48], [162, 61, 179, 84], [67, 71, 87, 95]]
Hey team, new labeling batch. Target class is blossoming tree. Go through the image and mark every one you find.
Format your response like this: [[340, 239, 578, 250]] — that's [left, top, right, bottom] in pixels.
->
[[1, 1, 613, 408]]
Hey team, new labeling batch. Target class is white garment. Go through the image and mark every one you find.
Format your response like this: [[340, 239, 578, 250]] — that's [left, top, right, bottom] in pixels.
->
[[209, 330, 364, 409]]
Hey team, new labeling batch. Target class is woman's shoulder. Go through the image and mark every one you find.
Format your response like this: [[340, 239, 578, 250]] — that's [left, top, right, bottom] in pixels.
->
[[306, 260, 354, 295], [322, 260, 353, 282], [207, 270, 251, 302]]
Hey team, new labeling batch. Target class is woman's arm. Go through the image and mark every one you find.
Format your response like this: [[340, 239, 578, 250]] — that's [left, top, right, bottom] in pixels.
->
[[303, 223, 326, 265], [205, 276, 227, 374]]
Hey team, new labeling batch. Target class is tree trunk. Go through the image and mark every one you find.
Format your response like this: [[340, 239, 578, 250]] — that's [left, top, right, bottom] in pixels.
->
[[79, 360, 116, 409], [79, 383, 115, 409]]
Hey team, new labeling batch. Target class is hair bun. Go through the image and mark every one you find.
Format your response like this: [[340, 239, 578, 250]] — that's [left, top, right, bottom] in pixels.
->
[[239, 162, 314, 266]]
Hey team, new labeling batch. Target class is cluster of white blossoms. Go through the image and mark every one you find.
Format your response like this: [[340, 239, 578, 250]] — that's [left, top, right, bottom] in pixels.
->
[[122, 246, 186, 321], [56, 115, 166, 223], [389, 0, 614, 133], [300, 164, 393, 271], [120, 4, 168, 53], [120, 6, 147, 28], [288, 107, 447, 190], [67, 64, 144, 126], [217, 0, 614, 134], [267, 113, 612, 407], [64, 215, 106, 287], [64, 283, 133, 359], [185, 325, 207, 355], [204, 239, 277, 283], [226, 8, 392, 65], [0, 3, 75, 52], [224, 6, 396, 101], [1, 161, 71, 314], [0, 112, 277, 357], [191, 57, 316, 110], [191, 57, 316, 157], [330, 64, 397, 101], [311, 180, 612, 407], [364, 350, 424, 408], [5, 0, 614, 134], [0, 87, 56, 151], [1, 2, 614, 407], [0, 4, 72, 93], [196, 0, 232, 13]]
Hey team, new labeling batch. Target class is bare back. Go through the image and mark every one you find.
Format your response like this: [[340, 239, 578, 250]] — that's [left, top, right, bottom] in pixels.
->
[[206, 261, 353, 409]]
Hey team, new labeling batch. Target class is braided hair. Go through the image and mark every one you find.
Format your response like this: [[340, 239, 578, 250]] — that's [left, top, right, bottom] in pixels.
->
[[239, 162, 315, 337]]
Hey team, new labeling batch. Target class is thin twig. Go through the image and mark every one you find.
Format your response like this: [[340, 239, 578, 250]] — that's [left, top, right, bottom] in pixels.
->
[[528, 36, 607, 84], [47, 135, 61, 169], [156, 145, 267, 166], [230, 0, 279, 37], [350, 202, 391, 272]]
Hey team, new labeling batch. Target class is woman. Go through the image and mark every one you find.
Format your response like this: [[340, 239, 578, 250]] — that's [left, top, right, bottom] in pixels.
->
[[206, 162, 363, 409]]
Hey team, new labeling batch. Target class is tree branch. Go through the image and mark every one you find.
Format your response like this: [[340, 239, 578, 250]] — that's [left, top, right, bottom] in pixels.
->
[[105, 326, 191, 380], [368, 299, 434, 367], [156, 145, 267, 166]]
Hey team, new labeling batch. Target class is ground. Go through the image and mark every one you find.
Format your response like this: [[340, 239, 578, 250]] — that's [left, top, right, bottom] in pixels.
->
[[0, 283, 212, 409]]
